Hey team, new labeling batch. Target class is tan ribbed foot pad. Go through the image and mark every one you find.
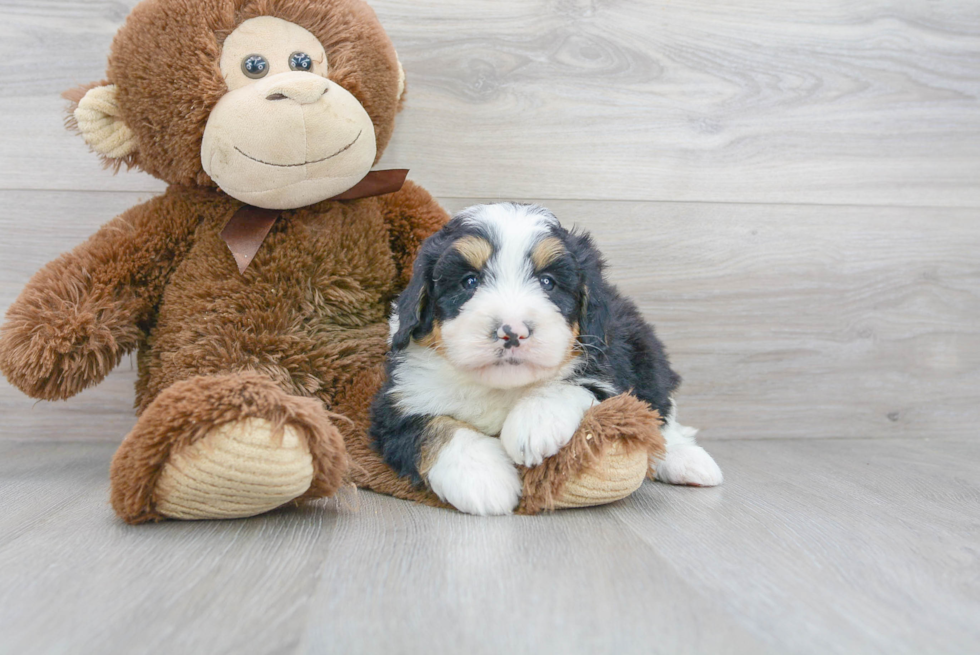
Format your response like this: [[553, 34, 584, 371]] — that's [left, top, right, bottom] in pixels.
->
[[551, 440, 649, 509], [154, 418, 315, 520]]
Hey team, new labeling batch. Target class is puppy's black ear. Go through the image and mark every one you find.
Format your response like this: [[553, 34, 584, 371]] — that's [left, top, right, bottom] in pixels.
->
[[391, 237, 441, 351], [570, 230, 611, 349]]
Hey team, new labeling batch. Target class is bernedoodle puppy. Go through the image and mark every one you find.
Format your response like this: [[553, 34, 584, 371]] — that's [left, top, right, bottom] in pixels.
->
[[370, 203, 722, 515]]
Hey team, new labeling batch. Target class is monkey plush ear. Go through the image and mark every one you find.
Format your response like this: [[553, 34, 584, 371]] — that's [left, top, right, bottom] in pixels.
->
[[64, 84, 139, 162], [395, 57, 407, 103]]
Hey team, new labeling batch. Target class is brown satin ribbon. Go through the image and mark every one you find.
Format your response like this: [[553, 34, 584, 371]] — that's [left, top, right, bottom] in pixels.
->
[[329, 168, 409, 200], [220, 169, 409, 274]]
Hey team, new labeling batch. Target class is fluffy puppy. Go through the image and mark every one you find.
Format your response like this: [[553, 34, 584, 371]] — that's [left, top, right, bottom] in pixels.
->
[[370, 203, 722, 515]]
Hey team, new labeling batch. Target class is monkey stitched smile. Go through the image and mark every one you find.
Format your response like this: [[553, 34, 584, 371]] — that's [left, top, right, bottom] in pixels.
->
[[233, 130, 362, 168]]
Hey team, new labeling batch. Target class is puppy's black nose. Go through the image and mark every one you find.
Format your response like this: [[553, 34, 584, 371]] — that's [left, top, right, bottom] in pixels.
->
[[497, 323, 531, 348]]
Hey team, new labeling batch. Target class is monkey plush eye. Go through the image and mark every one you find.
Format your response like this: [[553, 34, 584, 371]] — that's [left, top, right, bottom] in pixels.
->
[[539, 275, 556, 290], [241, 54, 269, 79], [289, 52, 314, 72], [461, 274, 480, 290]]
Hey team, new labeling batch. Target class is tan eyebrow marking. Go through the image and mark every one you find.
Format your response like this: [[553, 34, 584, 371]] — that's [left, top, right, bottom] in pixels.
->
[[531, 237, 565, 270], [454, 236, 494, 270]]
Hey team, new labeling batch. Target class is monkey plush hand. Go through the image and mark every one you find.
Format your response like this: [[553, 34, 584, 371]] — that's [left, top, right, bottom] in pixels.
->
[[0, 0, 664, 523]]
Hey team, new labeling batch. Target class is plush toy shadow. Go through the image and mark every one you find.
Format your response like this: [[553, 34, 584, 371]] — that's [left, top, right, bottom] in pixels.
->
[[0, 0, 663, 523]]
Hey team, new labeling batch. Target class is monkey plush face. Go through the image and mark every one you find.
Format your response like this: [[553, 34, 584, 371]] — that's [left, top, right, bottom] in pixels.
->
[[202, 17, 378, 209], [68, 0, 405, 210]]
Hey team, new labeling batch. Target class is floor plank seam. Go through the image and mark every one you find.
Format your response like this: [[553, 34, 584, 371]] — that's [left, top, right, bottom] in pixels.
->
[[2, 187, 980, 212]]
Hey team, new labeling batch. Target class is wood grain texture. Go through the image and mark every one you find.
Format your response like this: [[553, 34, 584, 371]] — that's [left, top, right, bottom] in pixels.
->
[[3, 191, 978, 441], [0, 0, 978, 206], [300, 490, 772, 655], [375, 0, 980, 206], [612, 437, 980, 655], [0, 0, 161, 193], [0, 442, 335, 655], [1, 438, 978, 654]]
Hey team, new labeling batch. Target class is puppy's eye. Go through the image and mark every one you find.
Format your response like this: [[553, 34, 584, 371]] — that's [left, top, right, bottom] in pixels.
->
[[289, 52, 313, 72], [242, 54, 270, 79], [539, 275, 556, 291], [461, 274, 480, 290]]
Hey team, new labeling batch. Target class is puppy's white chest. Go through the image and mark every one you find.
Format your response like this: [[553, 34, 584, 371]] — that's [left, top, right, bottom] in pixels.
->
[[448, 388, 521, 436], [390, 349, 526, 435]]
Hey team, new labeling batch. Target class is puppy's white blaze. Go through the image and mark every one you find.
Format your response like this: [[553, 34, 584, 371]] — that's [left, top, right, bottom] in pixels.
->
[[500, 382, 597, 467], [427, 428, 522, 515], [459, 202, 557, 239], [653, 400, 724, 487]]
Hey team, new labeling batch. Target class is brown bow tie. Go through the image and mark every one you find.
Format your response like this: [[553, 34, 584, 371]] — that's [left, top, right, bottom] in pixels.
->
[[220, 169, 409, 274]]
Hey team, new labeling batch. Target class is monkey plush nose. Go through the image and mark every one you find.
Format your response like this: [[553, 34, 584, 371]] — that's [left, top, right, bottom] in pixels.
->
[[263, 73, 330, 105], [497, 322, 531, 348]]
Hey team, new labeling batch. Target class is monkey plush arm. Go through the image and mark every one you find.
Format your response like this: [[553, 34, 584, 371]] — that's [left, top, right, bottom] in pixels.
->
[[0, 189, 201, 400], [379, 181, 450, 290]]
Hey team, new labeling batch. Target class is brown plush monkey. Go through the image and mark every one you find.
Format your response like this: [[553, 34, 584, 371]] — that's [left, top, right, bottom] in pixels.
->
[[0, 0, 663, 523]]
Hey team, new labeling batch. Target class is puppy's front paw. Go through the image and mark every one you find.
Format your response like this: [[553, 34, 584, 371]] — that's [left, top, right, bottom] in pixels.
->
[[500, 385, 596, 467], [427, 428, 522, 516], [654, 445, 724, 487]]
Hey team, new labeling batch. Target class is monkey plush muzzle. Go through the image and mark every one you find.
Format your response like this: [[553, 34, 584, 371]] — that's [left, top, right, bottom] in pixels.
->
[[201, 71, 377, 209]]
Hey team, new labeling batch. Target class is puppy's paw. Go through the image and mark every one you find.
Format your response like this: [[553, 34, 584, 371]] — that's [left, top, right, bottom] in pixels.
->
[[427, 428, 522, 515], [500, 384, 596, 467], [653, 444, 724, 487]]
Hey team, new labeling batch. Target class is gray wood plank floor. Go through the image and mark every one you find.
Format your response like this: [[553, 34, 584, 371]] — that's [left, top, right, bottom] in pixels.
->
[[1, 437, 978, 655]]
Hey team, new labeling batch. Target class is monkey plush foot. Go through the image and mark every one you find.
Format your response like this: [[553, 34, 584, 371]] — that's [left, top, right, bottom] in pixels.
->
[[154, 418, 315, 520], [110, 372, 347, 524], [517, 394, 665, 514]]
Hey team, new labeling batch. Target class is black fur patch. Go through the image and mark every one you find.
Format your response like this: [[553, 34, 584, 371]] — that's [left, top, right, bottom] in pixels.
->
[[369, 392, 429, 484]]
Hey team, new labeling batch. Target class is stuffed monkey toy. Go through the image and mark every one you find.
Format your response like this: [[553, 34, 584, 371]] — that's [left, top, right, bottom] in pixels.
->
[[0, 0, 664, 523]]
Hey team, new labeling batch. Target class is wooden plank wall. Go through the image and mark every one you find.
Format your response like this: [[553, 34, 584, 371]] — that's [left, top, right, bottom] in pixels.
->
[[1, 0, 978, 441]]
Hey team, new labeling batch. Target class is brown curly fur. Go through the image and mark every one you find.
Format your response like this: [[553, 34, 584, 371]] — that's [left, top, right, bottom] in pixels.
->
[[0, 0, 664, 523]]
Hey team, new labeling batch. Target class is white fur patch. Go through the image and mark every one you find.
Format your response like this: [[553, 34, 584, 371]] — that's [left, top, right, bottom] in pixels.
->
[[427, 428, 522, 515], [500, 382, 597, 467], [654, 444, 724, 487], [652, 401, 724, 487]]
